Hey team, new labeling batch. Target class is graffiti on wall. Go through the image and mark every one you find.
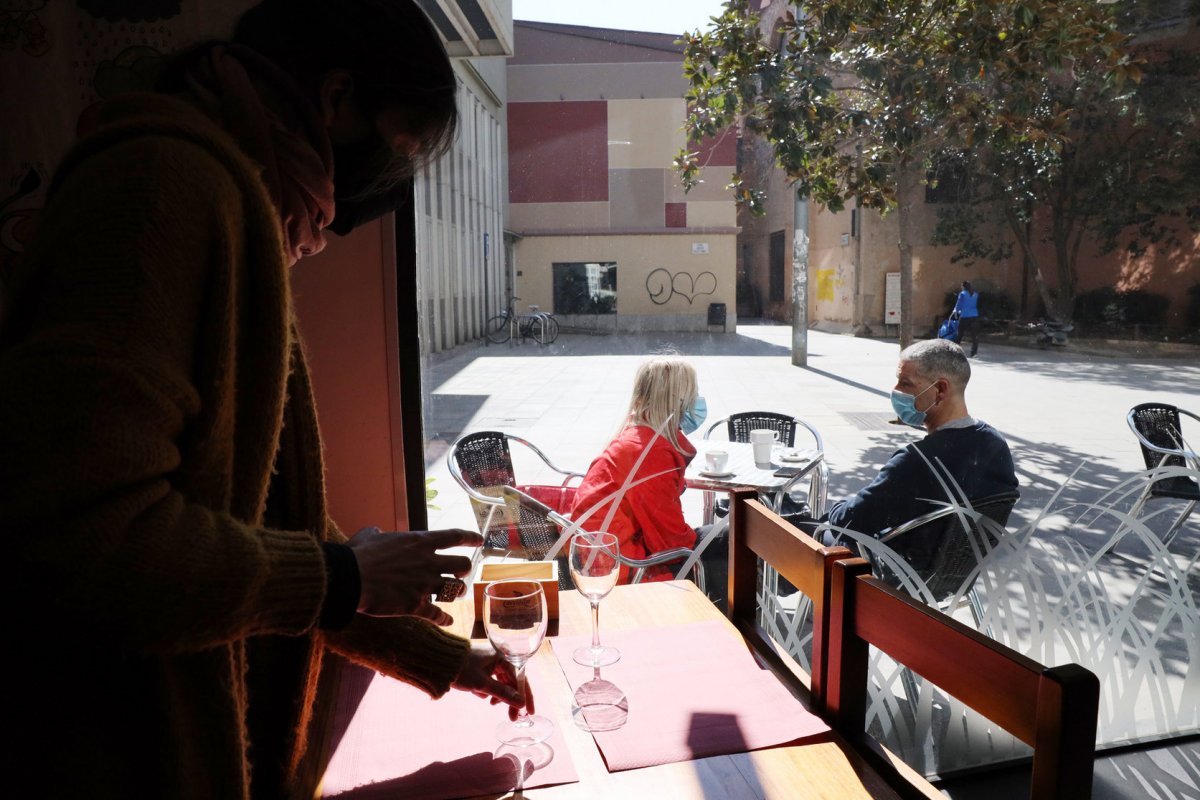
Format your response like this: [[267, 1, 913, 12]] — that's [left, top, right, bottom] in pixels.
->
[[645, 267, 717, 306]]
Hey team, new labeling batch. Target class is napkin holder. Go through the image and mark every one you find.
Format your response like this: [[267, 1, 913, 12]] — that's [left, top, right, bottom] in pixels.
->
[[472, 560, 559, 619]]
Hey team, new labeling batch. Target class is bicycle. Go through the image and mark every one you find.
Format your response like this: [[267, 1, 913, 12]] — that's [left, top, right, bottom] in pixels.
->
[[485, 297, 560, 345]]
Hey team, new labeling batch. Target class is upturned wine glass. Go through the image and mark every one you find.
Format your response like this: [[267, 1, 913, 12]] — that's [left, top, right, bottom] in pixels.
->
[[483, 579, 555, 746], [569, 531, 621, 667]]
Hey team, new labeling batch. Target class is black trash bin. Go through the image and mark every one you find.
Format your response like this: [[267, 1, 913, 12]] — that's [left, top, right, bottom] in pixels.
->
[[707, 302, 727, 329]]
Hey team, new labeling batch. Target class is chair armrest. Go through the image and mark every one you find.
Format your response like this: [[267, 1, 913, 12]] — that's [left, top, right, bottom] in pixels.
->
[[617, 547, 695, 568], [875, 506, 959, 544], [507, 434, 588, 482]]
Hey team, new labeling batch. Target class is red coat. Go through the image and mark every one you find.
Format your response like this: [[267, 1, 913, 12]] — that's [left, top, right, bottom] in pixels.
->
[[570, 425, 698, 583]]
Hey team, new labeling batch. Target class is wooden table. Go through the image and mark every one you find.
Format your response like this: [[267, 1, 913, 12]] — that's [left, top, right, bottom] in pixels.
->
[[424, 580, 935, 799]]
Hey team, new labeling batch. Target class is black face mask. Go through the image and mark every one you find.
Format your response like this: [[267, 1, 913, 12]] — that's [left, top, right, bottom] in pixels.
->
[[326, 130, 410, 236]]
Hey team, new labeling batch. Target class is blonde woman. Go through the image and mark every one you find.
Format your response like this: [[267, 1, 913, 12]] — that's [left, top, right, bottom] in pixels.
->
[[570, 356, 708, 584]]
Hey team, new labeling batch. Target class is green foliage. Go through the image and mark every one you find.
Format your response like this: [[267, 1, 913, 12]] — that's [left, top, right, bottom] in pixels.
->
[[678, 0, 1132, 342], [930, 21, 1200, 322], [425, 477, 439, 511], [1073, 287, 1170, 327], [679, 0, 1132, 214]]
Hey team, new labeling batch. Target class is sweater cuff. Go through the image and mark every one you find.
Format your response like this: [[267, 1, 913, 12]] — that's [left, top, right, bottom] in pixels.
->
[[252, 529, 327, 634], [319, 542, 361, 631]]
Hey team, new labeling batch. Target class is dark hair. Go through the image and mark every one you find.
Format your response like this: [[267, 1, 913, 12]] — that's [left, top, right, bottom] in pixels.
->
[[962, 280, 973, 293], [232, 0, 458, 164]]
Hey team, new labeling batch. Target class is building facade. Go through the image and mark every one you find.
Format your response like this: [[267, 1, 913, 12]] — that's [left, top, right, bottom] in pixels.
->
[[414, 2, 513, 354], [506, 22, 739, 333], [739, 0, 1200, 336]]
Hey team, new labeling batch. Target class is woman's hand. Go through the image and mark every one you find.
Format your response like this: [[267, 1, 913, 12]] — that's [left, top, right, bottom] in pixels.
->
[[451, 644, 530, 721], [346, 527, 482, 624]]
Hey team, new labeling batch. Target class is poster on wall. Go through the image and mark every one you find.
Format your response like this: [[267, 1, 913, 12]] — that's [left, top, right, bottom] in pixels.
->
[[884, 271, 901, 326]]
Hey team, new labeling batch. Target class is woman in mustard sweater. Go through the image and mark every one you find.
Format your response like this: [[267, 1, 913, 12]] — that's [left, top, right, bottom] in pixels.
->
[[0, 2, 520, 797]]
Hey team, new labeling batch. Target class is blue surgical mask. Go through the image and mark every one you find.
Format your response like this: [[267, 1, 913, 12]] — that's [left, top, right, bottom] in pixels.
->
[[680, 396, 707, 435], [890, 384, 936, 426]]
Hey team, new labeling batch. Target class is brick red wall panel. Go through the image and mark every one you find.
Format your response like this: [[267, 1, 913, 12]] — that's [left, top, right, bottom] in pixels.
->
[[509, 101, 609, 203]]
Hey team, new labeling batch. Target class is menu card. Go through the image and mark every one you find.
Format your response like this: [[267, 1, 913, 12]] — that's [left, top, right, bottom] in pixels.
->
[[321, 659, 578, 798], [550, 620, 829, 771]]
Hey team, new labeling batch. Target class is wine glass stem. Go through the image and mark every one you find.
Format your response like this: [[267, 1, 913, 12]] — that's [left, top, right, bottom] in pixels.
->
[[513, 660, 531, 727], [591, 600, 602, 651]]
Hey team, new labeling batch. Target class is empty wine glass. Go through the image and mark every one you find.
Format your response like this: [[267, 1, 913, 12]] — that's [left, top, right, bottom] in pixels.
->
[[569, 531, 621, 667], [483, 579, 555, 746]]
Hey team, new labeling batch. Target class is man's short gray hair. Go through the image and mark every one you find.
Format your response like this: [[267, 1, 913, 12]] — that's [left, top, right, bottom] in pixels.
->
[[900, 339, 971, 390]]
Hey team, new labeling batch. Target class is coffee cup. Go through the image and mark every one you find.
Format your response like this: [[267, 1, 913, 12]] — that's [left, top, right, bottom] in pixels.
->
[[705, 449, 729, 473], [750, 429, 778, 464]]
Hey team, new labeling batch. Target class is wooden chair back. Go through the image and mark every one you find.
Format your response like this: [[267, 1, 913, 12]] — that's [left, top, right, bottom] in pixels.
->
[[729, 491, 853, 711], [827, 559, 1100, 800]]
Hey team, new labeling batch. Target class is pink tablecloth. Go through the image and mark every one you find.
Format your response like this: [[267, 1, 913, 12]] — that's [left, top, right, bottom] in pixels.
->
[[321, 658, 578, 799], [550, 620, 829, 771]]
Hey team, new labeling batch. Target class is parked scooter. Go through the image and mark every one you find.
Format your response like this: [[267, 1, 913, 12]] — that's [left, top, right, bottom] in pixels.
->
[[1031, 318, 1073, 349]]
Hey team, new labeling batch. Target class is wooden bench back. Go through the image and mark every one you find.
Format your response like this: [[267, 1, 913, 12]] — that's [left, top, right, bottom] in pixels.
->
[[827, 558, 1100, 800], [728, 491, 853, 710]]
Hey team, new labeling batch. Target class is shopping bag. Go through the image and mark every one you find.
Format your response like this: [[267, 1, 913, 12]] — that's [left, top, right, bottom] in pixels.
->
[[938, 316, 960, 342]]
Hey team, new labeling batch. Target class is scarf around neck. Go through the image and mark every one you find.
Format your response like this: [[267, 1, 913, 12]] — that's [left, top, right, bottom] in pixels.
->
[[177, 44, 335, 265]]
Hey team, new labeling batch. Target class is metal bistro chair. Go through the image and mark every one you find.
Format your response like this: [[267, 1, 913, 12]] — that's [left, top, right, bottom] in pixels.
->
[[499, 486, 707, 591], [703, 411, 829, 518], [859, 491, 1020, 627], [448, 431, 705, 590], [1126, 402, 1199, 549], [447, 430, 583, 559]]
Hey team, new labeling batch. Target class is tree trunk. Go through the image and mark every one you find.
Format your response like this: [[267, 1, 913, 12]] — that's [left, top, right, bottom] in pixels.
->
[[1004, 206, 1057, 321], [896, 160, 918, 349]]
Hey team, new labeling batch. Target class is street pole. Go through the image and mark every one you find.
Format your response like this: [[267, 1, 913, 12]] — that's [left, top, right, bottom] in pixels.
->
[[792, 189, 809, 367]]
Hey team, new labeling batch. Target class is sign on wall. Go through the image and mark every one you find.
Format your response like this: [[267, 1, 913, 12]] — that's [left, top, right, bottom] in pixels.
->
[[691, 242, 709, 255], [885, 271, 901, 325]]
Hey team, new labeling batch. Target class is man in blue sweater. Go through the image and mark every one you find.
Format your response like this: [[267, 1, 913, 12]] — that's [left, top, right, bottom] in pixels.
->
[[821, 339, 1018, 565]]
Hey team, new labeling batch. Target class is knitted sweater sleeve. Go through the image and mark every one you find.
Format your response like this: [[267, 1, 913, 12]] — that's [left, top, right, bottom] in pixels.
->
[[825, 444, 917, 536], [0, 135, 326, 653]]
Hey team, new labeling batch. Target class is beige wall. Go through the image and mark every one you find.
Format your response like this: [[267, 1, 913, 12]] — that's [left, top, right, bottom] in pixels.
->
[[607, 99, 687, 169], [514, 233, 737, 325]]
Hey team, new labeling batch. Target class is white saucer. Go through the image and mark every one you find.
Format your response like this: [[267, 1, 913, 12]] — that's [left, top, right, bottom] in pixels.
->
[[779, 450, 812, 462], [699, 469, 736, 479]]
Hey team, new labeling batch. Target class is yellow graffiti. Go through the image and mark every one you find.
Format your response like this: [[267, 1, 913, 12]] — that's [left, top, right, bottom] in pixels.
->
[[816, 269, 835, 302]]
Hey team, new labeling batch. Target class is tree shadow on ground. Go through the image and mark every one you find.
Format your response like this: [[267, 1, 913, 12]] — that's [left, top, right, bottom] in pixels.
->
[[968, 344, 1200, 392]]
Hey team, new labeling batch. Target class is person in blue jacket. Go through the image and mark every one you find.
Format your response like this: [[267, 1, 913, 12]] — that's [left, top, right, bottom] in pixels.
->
[[952, 280, 981, 356]]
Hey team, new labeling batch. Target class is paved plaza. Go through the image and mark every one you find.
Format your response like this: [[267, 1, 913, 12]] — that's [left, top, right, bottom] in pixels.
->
[[419, 324, 1199, 797]]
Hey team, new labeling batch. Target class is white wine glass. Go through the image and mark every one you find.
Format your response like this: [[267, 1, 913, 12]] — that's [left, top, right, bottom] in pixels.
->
[[569, 531, 621, 667], [483, 579, 555, 746]]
